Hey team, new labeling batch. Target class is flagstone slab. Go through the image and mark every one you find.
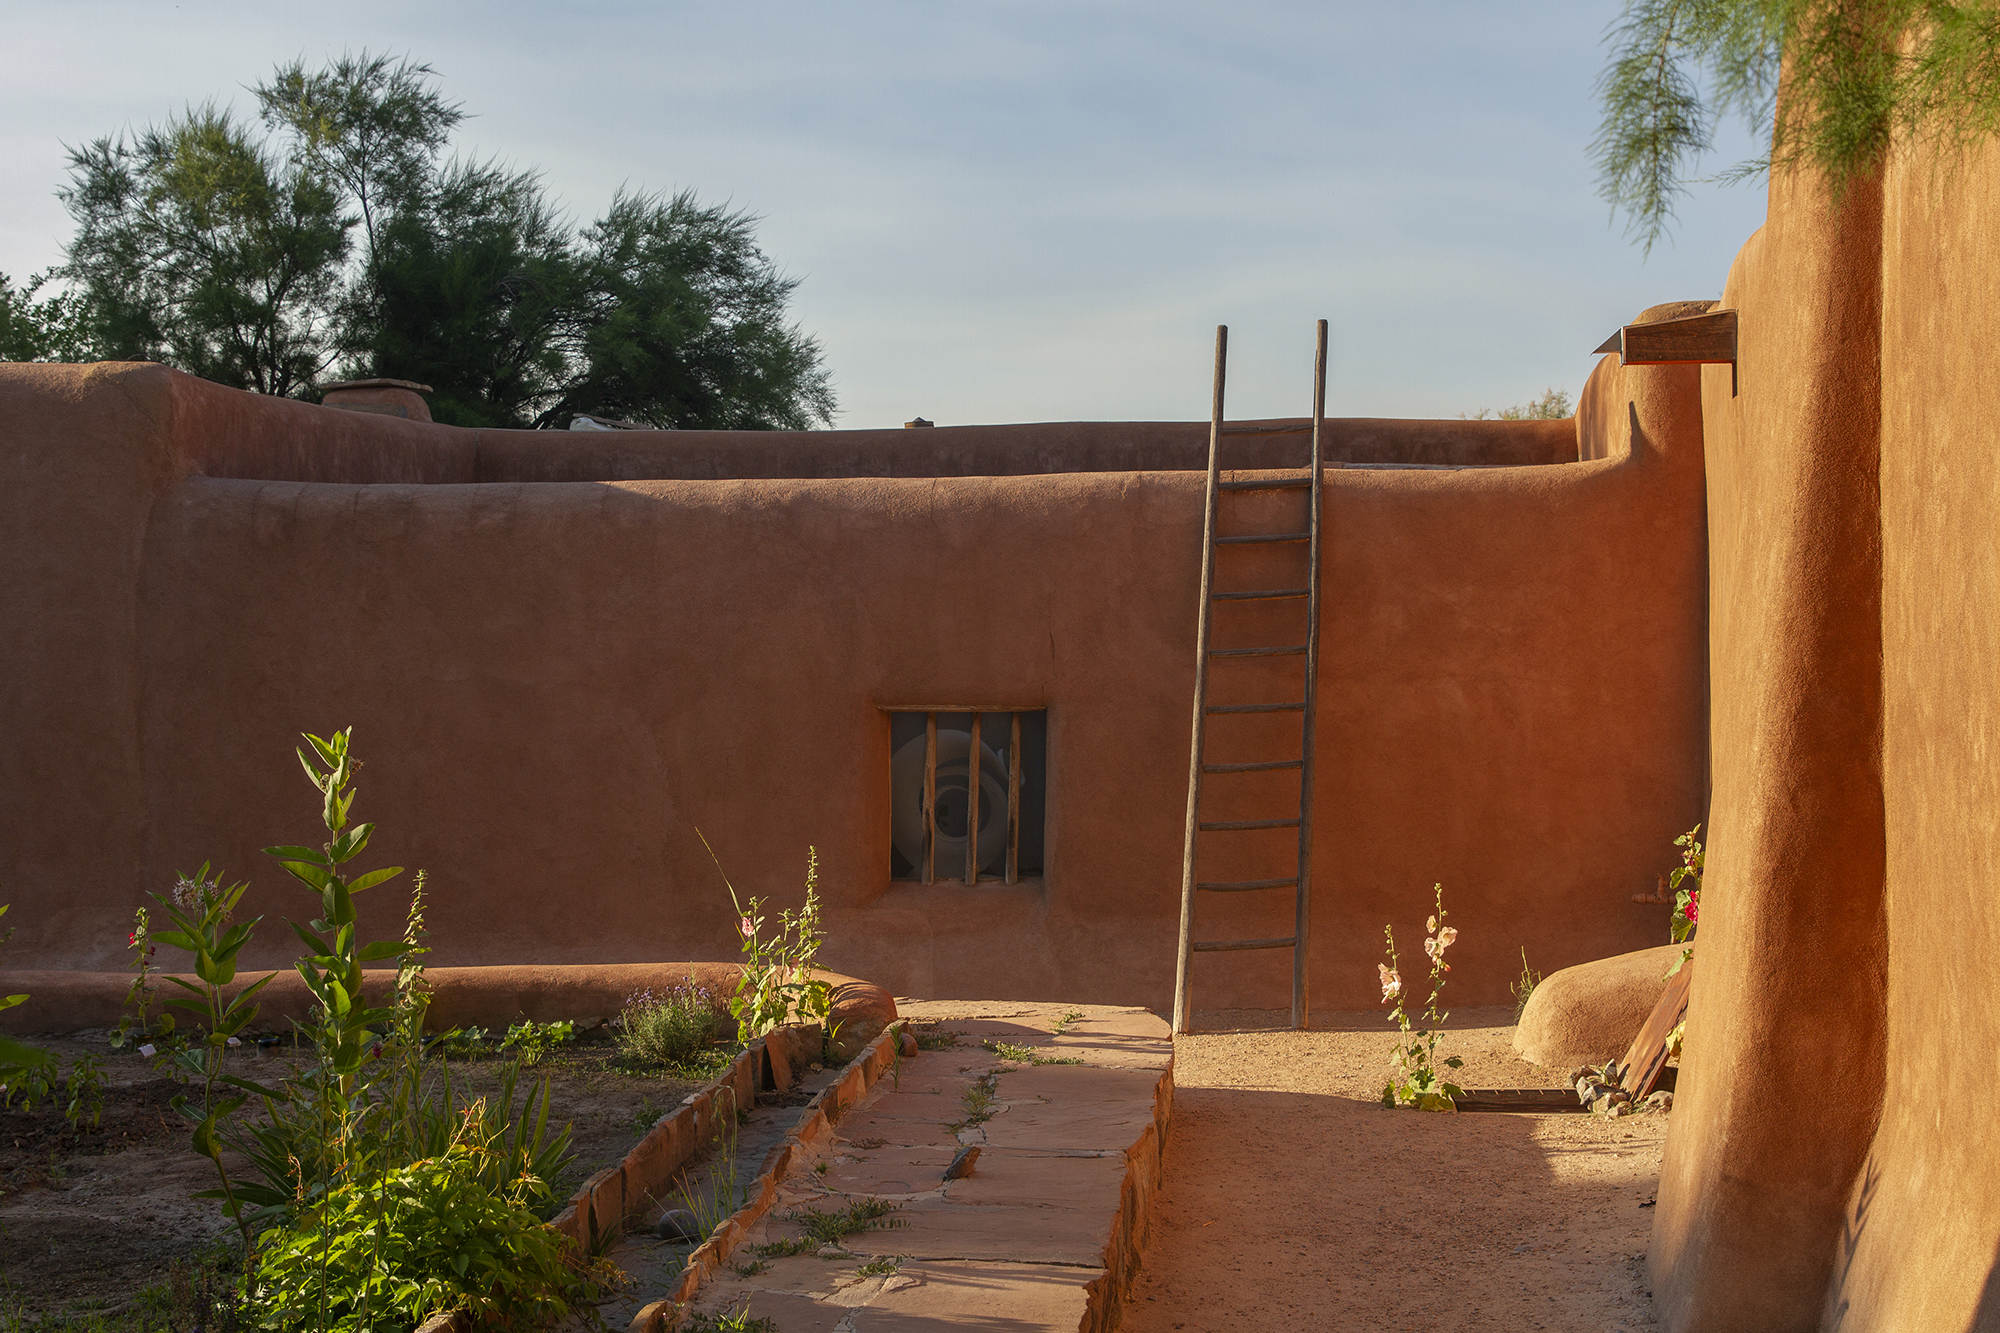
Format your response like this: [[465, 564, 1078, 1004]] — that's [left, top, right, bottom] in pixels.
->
[[675, 1000, 1172, 1332]]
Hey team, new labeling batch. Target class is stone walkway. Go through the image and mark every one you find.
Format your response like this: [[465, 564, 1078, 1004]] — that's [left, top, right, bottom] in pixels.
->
[[680, 1000, 1171, 1332]]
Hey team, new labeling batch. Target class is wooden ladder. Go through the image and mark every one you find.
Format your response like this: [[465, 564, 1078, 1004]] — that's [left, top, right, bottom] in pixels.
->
[[1171, 321, 1327, 1035]]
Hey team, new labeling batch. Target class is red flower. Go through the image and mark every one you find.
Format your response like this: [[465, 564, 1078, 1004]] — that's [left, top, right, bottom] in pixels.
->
[[1684, 891, 1699, 925]]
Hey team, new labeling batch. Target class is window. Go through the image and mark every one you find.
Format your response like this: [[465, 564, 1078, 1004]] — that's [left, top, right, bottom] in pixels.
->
[[884, 708, 1047, 884]]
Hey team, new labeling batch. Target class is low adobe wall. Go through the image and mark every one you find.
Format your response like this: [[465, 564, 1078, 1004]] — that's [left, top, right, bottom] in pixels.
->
[[0, 347, 1704, 1016]]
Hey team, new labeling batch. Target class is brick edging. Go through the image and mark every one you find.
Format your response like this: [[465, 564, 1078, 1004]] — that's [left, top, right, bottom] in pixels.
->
[[598, 1022, 903, 1333]]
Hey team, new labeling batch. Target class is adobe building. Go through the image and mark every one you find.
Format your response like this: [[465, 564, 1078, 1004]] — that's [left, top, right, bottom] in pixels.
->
[[5, 114, 1999, 1331], [0, 331, 1708, 1018]]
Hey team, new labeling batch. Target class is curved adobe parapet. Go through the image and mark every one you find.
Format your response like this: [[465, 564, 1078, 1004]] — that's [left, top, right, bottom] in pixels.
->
[[0, 961, 893, 1039], [461, 415, 1577, 483]]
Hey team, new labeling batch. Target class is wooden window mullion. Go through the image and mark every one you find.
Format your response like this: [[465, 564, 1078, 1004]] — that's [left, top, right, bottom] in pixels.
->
[[923, 712, 937, 885], [966, 713, 982, 885], [1006, 712, 1022, 884]]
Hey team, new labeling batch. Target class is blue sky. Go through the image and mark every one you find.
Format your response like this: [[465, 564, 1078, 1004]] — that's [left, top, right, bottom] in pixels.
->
[[0, 1, 1771, 427]]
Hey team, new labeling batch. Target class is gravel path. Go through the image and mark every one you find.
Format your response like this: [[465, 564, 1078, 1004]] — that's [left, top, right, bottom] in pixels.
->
[[1122, 1006, 1664, 1333]]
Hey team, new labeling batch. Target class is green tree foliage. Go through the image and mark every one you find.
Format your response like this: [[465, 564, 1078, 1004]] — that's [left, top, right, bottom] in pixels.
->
[[44, 52, 835, 429], [0, 271, 100, 362], [1462, 387, 1574, 421], [59, 106, 350, 394], [254, 52, 463, 272], [1595, 1, 2000, 252]]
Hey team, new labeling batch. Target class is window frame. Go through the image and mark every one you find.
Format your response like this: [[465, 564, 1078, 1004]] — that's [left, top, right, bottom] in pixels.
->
[[879, 703, 1043, 886]]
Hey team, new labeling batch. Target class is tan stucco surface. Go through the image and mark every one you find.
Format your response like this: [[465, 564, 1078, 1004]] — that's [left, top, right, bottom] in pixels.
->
[[0, 344, 1706, 1022], [1648, 128, 2000, 1330]]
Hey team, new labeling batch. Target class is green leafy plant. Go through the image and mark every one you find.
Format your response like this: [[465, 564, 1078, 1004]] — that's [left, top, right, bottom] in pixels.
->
[[684, 1307, 778, 1333], [1462, 387, 1574, 421], [854, 1255, 903, 1277], [141, 865, 281, 1253], [1592, 0, 2000, 252], [947, 1073, 1001, 1134], [784, 1198, 902, 1245], [126, 728, 582, 1326], [0, 905, 56, 1097], [617, 979, 732, 1072], [111, 904, 161, 1049], [671, 1091, 747, 1242], [749, 1236, 814, 1260], [1378, 884, 1465, 1112], [499, 1019, 576, 1066], [1049, 1010, 1085, 1036], [982, 1039, 1084, 1067], [910, 1025, 962, 1052], [699, 834, 833, 1044], [254, 1132, 607, 1330], [1, 1050, 107, 1131], [1666, 823, 1703, 978]]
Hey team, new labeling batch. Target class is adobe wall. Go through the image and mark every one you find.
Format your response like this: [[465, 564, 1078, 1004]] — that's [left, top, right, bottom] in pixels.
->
[[0, 347, 1705, 1019], [1651, 129, 2000, 1333], [1836, 132, 2000, 1331]]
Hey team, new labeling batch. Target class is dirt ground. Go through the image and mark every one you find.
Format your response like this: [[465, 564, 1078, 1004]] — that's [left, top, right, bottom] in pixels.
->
[[1122, 1006, 1666, 1333], [5, 1006, 1668, 1330], [0, 1027, 709, 1319]]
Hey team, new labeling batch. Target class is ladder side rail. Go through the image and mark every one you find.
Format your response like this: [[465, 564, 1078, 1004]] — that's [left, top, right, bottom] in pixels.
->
[[1172, 324, 1228, 1037], [1292, 319, 1329, 1030]]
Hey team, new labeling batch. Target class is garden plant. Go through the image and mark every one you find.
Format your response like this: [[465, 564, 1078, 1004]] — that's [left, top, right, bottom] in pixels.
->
[[699, 834, 834, 1045], [120, 728, 610, 1331], [1378, 884, 1465, 1111]]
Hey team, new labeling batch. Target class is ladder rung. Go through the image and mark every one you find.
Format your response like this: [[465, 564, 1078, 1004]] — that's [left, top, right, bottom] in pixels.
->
[[1206, 702, 1305, 714], [1211, 588, 1308, 602], [1191, 936, 1298, 952], [1216, 532, 1309, 546], [1209, 645, 1306, 658], [1217, 477, 1310, 492], [1198, 818, 1302, 831], [1196, 878, 1298, 893], [1203, 759, 1304, 773]]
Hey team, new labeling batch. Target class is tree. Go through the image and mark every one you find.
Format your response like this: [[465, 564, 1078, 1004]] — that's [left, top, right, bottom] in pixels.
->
[[0, 271, 99, 363], [60, 106, 352, 395], [254, 52, 463, 272], [556, 190, 836, 431], [1594, 1, 2000, 252], [1461, 388, 1574, 421], [42, 53, 836, 428], [361, 159, 580, 428]]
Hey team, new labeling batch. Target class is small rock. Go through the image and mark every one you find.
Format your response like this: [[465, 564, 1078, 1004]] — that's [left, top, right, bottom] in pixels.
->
[[899, 1030, 919, 1058], [943, 1145, 981, 1181], [655, 1209, 704, 1242], [816, 1244, 849, 1259]]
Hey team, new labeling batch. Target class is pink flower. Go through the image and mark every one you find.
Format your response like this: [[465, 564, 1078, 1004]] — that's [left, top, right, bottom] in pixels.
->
[[1379, 964, 1401, 1002], [739, 916, 755, 938], [1684, 892, 1699, 925]]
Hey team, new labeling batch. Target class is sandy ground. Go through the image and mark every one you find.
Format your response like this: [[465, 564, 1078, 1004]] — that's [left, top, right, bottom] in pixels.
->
[[1122, 1007, 1664, 1333]]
